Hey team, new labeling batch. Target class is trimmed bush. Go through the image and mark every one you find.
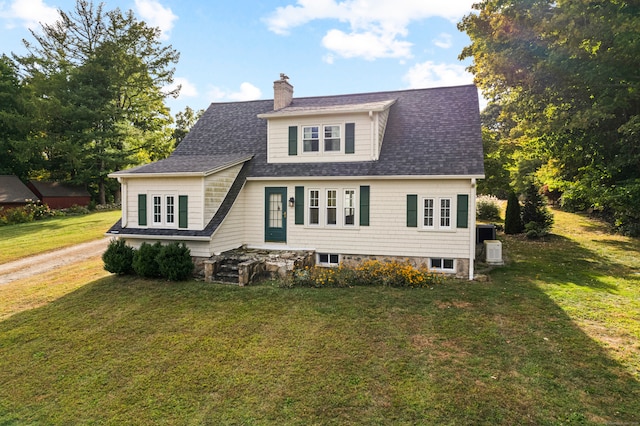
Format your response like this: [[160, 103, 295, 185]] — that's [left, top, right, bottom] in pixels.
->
[[156, 242, 194, 281], [132, 242, 163, 278], [102, 239, 135, 275], [476, 195, 501, 221], [504, 192, 524, 234]]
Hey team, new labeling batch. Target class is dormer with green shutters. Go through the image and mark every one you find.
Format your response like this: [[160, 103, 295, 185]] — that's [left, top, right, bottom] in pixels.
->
[[258, 76, 395, 164]]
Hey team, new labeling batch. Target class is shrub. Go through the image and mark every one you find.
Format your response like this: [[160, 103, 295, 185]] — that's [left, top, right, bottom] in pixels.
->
[[102, 239, 135, 275], [156, 242, 194, 281], [132, 242, 163, 278], [521, 185, 554, 238], [504, 192, 524, 234], [283, 259, 445, 288], [476, 195, 501, 221]]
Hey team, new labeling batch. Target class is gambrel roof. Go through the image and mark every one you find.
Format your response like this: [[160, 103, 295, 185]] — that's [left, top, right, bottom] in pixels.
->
[[116, 84, 484, 179]]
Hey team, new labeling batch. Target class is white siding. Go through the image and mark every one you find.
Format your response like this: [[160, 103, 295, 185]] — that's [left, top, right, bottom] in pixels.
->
[[121, 238, 211, 258], [122, 176, 203, 231], [209, 183, 247, 255], [241, 179, 474, 260], [267, 113, 375, 163]]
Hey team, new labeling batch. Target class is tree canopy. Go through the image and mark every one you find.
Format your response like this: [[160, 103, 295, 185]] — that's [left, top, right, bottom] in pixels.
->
[[9, 0, 180, 204], [459, 0, 640, 234]]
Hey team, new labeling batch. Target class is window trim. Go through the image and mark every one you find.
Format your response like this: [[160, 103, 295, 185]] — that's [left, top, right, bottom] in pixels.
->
[[430, 258, 455, 273], [418, 196, 455, 231], [308, 189, 320, 226], [318, 252, 340, 267], [440, 198, 452, 230], [300, 123, 344, 155], [302, 125, 320, 153], [343, 189, 355, 226], [323, 124, 341, 152], [148, 192, 179, 228], [326, 189, 337, 226]]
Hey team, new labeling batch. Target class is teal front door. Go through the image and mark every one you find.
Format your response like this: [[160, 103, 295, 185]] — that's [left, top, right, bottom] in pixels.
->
[[265, 187, 287, 242]]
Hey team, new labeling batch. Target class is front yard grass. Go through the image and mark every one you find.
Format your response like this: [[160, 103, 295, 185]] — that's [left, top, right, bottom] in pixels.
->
[[0, 210, 121, 264], [0, 209, 638, 425]]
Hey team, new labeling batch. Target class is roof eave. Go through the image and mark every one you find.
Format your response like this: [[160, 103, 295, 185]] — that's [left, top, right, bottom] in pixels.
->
[[257, 100, 397, 119], [108, 155, 253, 178]]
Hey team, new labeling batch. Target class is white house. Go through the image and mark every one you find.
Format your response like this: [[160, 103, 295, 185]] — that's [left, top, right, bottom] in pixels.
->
[[108, 76, 484, 279]]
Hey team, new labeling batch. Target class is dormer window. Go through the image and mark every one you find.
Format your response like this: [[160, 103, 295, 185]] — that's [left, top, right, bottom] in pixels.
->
[[324, 125, 340, 152], [303, 125, 342, 153], [303, 126, 319, 152]]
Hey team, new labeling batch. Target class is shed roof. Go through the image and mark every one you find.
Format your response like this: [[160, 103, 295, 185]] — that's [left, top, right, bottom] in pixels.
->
[[28, 181, 90, 197], [0, 175, 37, 203]]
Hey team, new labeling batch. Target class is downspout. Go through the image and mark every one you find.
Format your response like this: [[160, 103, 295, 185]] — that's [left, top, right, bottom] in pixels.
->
[[119, 177, 127, 228], [469, 178, 477, 280]]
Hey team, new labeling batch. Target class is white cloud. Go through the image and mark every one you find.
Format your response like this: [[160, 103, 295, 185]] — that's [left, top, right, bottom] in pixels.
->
[[134, 0, 177, 40], [404, 61, 473, 89], [322, 28, 412, 60], [163, 77, 198, 98], [433, 33, 453, 49], [0, 0, 58, 29], [208, 82, 262, 102], [264, 0, 475, 60]]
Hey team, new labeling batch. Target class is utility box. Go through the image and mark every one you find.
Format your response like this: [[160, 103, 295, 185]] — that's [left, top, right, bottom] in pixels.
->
[[484, 240, 504, 265], [476, 224, 496, 244]]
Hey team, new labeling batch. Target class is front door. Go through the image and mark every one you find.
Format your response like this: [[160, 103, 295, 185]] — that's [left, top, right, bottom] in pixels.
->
[[265, 187, 287, 242]]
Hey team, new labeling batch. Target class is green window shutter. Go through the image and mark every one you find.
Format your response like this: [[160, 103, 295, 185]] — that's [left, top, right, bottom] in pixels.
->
[[359, 185, 370, 226], [288, 126, 298, 156], [295, 186, 304, 225], [345, 123, 355, 154], [457, 194, 469, 228], [178, 195, 188, 228], [407, 194, 417, 227], [138, 194, 147, 226]]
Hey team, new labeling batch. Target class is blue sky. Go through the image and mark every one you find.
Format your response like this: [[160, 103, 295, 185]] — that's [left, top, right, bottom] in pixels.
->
[[0, 0, 481, 114]]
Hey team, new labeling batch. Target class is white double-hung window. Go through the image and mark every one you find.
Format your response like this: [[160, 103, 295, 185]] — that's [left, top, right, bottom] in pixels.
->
[[324, 125, 340, 152], [303, 126, 320, 152], [344, 189, 355, 226], [326, 190, 337, 225], [309, 190, 320, 225]]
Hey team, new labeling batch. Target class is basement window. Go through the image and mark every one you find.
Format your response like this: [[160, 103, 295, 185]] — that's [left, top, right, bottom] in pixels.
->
[[430, 258, 455, 272], [318, 253, 340, 266]]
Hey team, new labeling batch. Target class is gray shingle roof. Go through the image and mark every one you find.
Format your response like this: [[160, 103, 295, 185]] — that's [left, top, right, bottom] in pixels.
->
[[0, 175, 37, 203], [27, 181, 90, 197], [171, 84, 484, 178], [110, 154, 253, 176]]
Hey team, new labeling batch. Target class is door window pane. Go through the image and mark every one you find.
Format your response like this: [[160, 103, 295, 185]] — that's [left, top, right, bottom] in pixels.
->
[[269, 193, 282, 228]]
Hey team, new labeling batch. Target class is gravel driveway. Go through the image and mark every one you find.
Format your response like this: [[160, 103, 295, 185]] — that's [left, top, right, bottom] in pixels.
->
[[0, 238, 111, 285]]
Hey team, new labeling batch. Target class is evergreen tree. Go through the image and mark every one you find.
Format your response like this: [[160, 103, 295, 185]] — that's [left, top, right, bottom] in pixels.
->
[[16, 0, 179, 203], [504, 191, 523, 235]]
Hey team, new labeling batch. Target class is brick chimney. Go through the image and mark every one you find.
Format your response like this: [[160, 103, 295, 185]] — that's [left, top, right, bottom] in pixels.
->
[[273, 73, 293, 110]]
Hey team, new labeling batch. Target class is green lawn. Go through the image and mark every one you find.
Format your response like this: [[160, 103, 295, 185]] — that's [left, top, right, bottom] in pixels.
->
[[0, 210, 121, 264], [0, 209, 638, 425]]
